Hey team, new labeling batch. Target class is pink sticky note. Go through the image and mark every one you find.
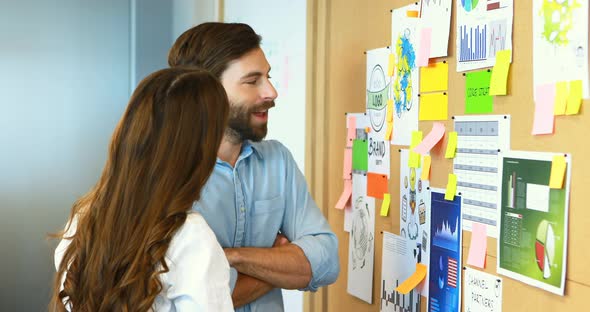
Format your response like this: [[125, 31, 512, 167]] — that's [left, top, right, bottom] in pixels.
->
[[532, 83, 556, 135], [342, 148, 352, 179], [417, 28, 432, 67], [467, 222, 487, 269], [335, 179, 352, 209], [413, 122, 446, 155], [347, 116, 356, 147]]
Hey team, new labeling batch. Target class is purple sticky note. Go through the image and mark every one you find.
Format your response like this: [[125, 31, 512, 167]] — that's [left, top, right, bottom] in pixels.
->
[[532, 83, 556, 135], [417, 27, 432, 67]]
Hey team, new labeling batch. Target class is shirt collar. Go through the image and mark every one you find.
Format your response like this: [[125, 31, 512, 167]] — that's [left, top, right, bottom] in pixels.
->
[[215, 140, 263, 166]]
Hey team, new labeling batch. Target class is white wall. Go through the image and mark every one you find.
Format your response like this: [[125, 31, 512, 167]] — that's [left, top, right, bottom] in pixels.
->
[[224, 1, 307, 311]]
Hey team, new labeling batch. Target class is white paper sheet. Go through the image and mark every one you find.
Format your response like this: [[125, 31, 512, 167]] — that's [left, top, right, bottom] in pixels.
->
[[532, 0, 589, 98], [454, 115, 510, 238], [380, 231, 420, 312], [420, 0, 453, 58], [391, 3, 420, 146], [399, 149, 431, 298], [455, 0, 514, 72], [366, 47, 392, 177], [347, 173, 376, 303], [464, 268, 503, 312]]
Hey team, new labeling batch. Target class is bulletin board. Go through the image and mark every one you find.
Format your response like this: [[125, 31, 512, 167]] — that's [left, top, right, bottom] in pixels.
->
[[305, 0, 590, 311]]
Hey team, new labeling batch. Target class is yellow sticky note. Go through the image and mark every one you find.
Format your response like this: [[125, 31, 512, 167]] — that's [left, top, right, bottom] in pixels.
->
[[549, 155, 566, 189], [395, 263, 427, 294], [380, 193, 391, 216], [386, 122, 393, 140], [566, 80, 583, 115], [406, 10, 419, 18], [419, 92, 448, 120], [388, 54, 395, 77], [421, 155, 431, 181], [409, 131, 423, 168], [420, 62, 449, 92], [489, 50, 511, 95], [445, 173, 457, 200], [554, 81, 568, 115], [444, 131, 458, 159], [387, 99, 394, 122]]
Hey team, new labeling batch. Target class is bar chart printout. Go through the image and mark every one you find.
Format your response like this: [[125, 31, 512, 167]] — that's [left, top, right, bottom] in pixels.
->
[[380, 231, 420, 312], [459, 24, 487, 62]]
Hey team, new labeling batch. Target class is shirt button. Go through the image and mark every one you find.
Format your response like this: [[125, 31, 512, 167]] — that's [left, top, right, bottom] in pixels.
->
[[240, 207, 245, 213]]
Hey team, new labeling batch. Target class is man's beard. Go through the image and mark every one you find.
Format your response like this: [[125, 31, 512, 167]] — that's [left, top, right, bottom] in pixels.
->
[[225, 101, 275, 143]]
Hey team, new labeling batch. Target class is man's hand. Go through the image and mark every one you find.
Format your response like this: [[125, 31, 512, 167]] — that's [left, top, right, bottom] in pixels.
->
[[273, 233, 289, 247]]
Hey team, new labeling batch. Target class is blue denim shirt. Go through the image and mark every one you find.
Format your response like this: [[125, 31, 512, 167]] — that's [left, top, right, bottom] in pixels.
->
[[192, 140, 339, 312]]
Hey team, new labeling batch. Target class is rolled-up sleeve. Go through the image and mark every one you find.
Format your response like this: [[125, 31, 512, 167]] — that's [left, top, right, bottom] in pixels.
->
[[279, 143, 340, 291]]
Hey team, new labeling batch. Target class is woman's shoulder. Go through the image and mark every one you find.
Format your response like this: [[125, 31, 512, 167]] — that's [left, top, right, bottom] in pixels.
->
[[168, 212, 220, 252]]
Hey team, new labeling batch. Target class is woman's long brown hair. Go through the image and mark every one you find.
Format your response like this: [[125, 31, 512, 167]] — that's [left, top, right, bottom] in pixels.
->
[[49, 67, 229, 311]]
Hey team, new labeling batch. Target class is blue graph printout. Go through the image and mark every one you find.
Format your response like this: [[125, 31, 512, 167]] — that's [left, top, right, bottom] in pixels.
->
[[428, 189, 462, 312]]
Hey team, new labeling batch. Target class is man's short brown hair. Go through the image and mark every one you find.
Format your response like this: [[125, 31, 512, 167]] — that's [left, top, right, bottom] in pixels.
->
[[168, 22, 262, 78]]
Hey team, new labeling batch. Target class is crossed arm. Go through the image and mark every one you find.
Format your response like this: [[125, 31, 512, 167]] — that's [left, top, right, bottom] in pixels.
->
[[226, 234, 312, 308]]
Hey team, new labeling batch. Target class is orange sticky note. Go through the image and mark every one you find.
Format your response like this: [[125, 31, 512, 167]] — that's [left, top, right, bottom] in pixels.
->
[[367, 173, 388, 199], [406, 10, 419, 18], [388, 53, 395, 77], [342, 148, 352, 179], [554, 81, 568, 115], [395, 263, 427, 294], [566, 80, 583, 115], [335, 179, 352, 209], [444, 173, 457, 200], [380, 193, 391, 216], [467, 222, 488, 269], [365, 127, 371, 133], [444, 131, 458, 159], [549, 155, 566, 189], [421, 155, 431, 181]]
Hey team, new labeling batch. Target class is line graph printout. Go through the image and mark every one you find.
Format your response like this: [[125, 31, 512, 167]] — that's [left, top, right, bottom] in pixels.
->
[[420, 0, 452, 58], [456, 0, 514, 72], [453, 115, 510, 238]]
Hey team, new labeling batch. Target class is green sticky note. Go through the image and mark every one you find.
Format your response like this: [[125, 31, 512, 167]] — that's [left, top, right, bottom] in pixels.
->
[[352, 139, 368, 171], [465, 70, 493, 113]]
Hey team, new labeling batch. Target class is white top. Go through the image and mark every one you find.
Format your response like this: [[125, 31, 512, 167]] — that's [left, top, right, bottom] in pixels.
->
[[54, 213, 234, 312]]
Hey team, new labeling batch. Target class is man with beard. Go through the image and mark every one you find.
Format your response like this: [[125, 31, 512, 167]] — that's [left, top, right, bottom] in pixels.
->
[[168, 23, 339, 311]]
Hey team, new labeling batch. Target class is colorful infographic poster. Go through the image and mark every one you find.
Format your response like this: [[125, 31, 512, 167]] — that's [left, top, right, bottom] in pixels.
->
[[347, 172, 376, 303], [380, 231, 420, 312], [391, 3, 420, 146], [455, 0, 514, 72], [428, 189, 462, 312], [533, 0, 589, 98], [420, 0, 453, 58], [366, 47, 392, 177], [454, 115, 511, 238], [400, 149, 431, 297], [497, 151, 571, 296], [464, 268, 503, 312]]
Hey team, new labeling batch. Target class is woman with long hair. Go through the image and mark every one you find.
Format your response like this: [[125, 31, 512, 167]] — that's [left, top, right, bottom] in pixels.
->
[[51, 67, 233, 311]]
